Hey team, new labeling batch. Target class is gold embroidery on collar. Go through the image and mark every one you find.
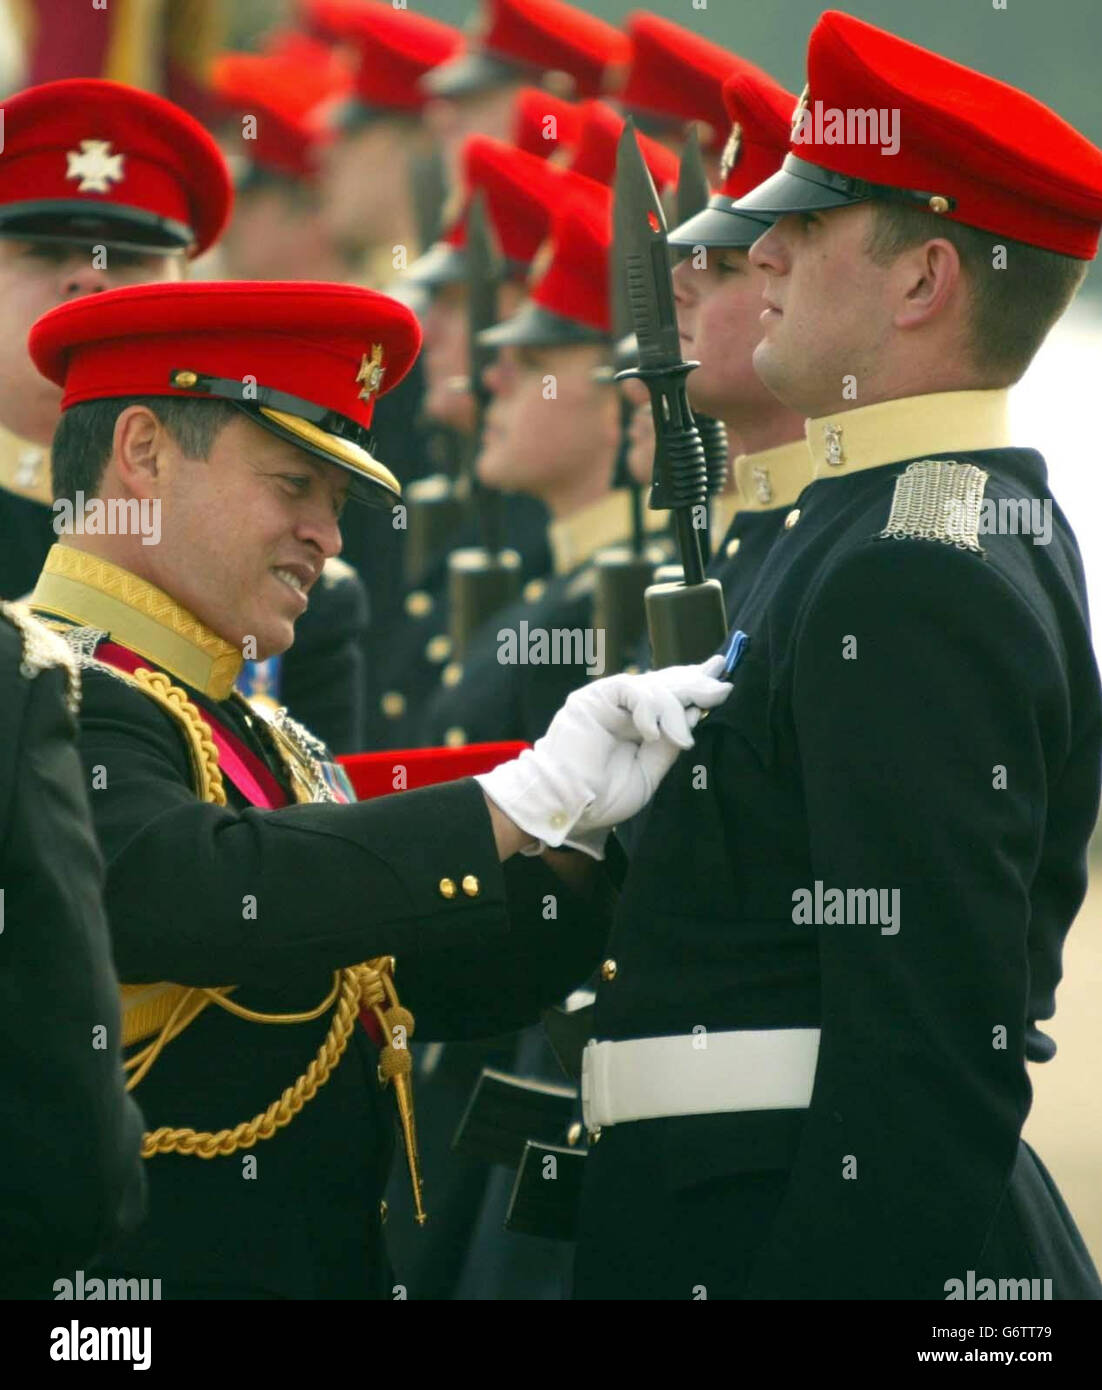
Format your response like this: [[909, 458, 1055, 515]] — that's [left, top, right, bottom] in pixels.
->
[[30, 545, 242, 698], [731, 438, 813, 514], [805, 390, 1011, 481]]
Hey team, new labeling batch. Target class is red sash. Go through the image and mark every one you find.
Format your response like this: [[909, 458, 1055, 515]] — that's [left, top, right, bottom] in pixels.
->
[[96, 642, 290, 808]]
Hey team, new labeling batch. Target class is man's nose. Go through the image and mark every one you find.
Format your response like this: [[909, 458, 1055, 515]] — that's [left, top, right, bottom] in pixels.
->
[[59, 257, 111, 299], [748, 222, 786, 274], [298, 507, 344, 561], [672, 256, 698, 304]]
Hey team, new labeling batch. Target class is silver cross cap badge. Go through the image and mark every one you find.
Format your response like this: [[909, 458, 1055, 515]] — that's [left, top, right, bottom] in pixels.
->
[[824, 423, 846, 468], [66, 140, 126, 193]]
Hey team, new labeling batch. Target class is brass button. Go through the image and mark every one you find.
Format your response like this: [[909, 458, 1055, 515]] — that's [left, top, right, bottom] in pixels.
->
[[623, 664, 640, 675], [523, 578, 547, 603], [444, 726, 467, 747], [425, 633, 451, 664], [725, 536, 741, 559], [601, 958, 617, 981], [928, 194, 950, 214], [549, 810, 568, 830], [405, 590, 433, 618], [381, 690, 405, 719], [461, 874, 480, 898], [784, 508, 801, 530], [172, 369, 199, 388], [588, 1126, 602, 1144], [566, 1121, 583, 1148], [379, 1199, 388, 1224], [442, 661, 464, 687], [438, 876, 457, 899]]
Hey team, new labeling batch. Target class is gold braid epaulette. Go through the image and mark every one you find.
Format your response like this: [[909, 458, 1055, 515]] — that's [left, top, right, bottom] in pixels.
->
[[97, 661, 425, 1221]]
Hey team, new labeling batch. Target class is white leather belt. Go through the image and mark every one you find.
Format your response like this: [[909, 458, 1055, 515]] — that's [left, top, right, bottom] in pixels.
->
[[581, 1028, 821, 1130]]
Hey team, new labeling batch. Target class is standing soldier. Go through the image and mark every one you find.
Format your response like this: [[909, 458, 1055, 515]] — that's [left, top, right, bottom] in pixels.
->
[[26, 276, 729, 1298], [1, 604, 146, 1298], [372, 136, 590, 750], [419, 184, 666, 750], [573, 12, 1102, 1300], [421, 0, 631, 180], [0, 78, 226, 605], [302, 1, 464, 742], [662, 62, 811, 617]]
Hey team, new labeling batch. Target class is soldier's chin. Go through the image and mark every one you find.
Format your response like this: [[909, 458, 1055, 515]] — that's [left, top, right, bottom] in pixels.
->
[[751, 339, 799, 410], [250, 614, 297, 663]]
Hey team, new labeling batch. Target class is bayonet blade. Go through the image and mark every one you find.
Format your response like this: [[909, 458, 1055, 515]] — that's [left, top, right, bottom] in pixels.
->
[[466, 191, 502, 422], [614, 123, 683, 372], [676, 125, 711, 226]]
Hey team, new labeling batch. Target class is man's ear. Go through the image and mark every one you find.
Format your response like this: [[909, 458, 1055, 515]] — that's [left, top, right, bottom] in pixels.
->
[[112, 406, 164, 499], [892, 236, 963, 331]]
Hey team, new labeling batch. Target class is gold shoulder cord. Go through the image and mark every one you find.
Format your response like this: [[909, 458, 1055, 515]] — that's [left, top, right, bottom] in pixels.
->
[[113, 665, 425, 1223]]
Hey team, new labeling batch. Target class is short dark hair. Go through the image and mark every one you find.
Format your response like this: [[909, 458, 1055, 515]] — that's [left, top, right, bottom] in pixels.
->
[[863, 202, 1089, 383], [51, 396, 239, 503]]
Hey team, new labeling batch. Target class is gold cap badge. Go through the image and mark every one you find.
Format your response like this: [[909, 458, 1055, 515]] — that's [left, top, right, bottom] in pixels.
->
[[66, 139, 126, 193], [356, 345, 386, 403]]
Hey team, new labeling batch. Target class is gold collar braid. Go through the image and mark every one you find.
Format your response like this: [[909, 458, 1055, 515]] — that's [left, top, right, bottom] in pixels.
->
[[90, 657, 426, 1222], [31, 546, 243, 699]]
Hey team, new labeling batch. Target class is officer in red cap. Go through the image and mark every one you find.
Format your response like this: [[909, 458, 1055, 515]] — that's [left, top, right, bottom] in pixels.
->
[[420, 0, 630, 179], [25, 276, 730, 1298], [573, 12, 1102, 1300], [0, 78, 229, 605]]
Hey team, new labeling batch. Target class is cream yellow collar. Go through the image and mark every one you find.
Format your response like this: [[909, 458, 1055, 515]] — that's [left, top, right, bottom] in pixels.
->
[[0, 424, 52, 505], [548, 490, 667, 577], [805, 390, 1010, 481], [731, 438, 812, 513], [30, 545, 242, 699]]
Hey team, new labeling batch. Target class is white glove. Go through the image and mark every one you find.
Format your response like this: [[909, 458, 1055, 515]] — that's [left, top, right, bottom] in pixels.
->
[[475, 656, 732, 860]]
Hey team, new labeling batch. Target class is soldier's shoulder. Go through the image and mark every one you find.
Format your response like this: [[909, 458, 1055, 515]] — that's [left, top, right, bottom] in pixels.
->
[[802, 453, 1076, 640], [0, 602, 80, 710]]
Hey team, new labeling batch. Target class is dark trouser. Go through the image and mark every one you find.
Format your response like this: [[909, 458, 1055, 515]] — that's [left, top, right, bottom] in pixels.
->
[[573, 1118, 1101, 1300]]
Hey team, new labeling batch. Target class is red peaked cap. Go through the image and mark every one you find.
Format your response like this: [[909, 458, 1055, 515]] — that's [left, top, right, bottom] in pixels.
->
[[29, 282, 422, 507], [511, 86, 584, 158], [531, 183, 613, 332], [619, 12, 739, 152], [304, 0, 462, 111], [449, 137, 596, 264], [569, 100, 679, 193], [426, 0, 630, 99], [408, 137, 599, 290], [0, 78, 231, 257], [735, 10, 1102, 259], [668, 64, 794, 250], [211, 50, 350, 178], [718, 66, 795, 199]]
